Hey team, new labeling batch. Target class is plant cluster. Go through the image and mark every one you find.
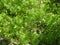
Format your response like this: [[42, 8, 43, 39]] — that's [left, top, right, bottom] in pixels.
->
[[0, 0, 60, 45]]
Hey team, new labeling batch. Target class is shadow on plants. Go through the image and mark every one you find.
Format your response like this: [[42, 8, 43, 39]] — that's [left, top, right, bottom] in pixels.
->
[[12, 34, 19, 40], [6, 9, 16, 18], [45, 0, 60, 14], [35, 21, 47, 34], [38, 34, 60, 45], [0, 2, 7, 14], [0, 2, 16, 17], [50, 0, 60, 3], [0, 37, 10, 45]]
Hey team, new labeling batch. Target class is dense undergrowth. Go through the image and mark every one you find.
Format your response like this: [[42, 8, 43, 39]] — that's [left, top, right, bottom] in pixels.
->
[[0, 0, 60, 45]]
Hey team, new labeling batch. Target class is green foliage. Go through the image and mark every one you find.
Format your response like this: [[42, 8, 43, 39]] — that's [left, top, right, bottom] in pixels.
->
[[0, 0, 60, 45]]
